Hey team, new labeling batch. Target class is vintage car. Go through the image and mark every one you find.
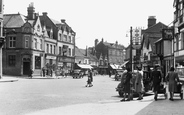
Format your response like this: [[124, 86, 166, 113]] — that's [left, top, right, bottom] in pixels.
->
[[72, 69, 84, 79], [114, 69, 125, 81]]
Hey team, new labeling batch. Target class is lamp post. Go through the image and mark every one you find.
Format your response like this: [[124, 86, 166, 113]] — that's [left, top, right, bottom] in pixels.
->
[[130, 26, 133, 71]]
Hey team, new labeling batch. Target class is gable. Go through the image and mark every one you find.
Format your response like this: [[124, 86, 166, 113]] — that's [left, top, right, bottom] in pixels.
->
[[33, 17, 43, 36]]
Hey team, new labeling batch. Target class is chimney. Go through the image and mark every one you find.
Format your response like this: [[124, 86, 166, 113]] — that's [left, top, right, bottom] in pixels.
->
[[148, 16, 156, 28], [61, 19, 66, 23], [42, 12, 48, 16], [27, 2, 35, 20], [101, 38, 104, 42], [95, 39, 99, 46]]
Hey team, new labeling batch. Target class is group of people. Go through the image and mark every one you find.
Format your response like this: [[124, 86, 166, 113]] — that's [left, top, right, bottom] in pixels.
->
[[120, 66, 144, 101], [120, 65, 180, 102]]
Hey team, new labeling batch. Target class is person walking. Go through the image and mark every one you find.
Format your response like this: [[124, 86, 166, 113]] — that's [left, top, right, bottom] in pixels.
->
[[166, 67, 179, 101], [151, 65, 163, 101], [135, 66, 144, 100], [86, 69, 93, 87], [120, 68, 132, 102]]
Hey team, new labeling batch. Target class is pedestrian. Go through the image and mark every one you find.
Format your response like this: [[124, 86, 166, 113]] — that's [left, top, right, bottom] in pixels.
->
[[151, 65, 163, 101], [42, 67, 46, 77], [28, 68, 33, 79], [165, 67, 179, 101], [135, 66, 144, 100], [86, 69, 93, 87], [109, 70, 112, 77], [120, 67, 132, 102]]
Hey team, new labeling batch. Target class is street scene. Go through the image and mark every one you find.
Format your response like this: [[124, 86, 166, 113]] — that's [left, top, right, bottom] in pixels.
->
[[1, 0, 184, 115], [0, 75, 184, 115]]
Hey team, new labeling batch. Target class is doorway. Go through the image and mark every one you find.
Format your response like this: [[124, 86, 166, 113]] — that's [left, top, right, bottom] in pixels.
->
[[23, 62, 30, 75]]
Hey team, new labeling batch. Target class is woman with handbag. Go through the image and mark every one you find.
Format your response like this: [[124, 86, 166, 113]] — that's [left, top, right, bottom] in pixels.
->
[[166, 67, 179, 101]]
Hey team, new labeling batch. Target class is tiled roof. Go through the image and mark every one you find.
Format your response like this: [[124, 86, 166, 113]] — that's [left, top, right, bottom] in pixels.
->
[[3, 13, 26, 28], [75, 46, 85, 57], [50, 18, 61, 25]]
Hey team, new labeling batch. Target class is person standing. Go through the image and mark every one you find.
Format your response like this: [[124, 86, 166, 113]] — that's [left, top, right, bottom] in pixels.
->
[[120, 68, 132, 101], [166, 67, 179, 101], [151, 65, 163, 101], [135, 66, 144, 100]]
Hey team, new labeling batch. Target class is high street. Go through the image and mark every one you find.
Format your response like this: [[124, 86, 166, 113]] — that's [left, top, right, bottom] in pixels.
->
[[0, 75, 183, 115]]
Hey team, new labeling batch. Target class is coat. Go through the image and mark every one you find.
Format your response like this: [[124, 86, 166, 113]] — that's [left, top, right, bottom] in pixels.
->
[[151, 70, 162, 92], [124, 72, 132, 93], [166, 71, 179, 92], [135, 71, 144, 93]]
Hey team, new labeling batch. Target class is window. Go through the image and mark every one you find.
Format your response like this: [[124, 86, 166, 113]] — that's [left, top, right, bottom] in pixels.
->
[[50, 44, 52, 54], [59, 47, 62, 55], [25, 36, 29, 48], [54, 45, 56, 54], [9, 36, 16, 48], [37, 25, 40, 32], [40, 39, 42, 50], [68, 36, 71, 43], [8, 55, 16, 66], [34, 38, 37, 49], [64, 35, 67, 41], [59, 33, 62, 41], [69, 48, 71, 56], [47, 44, 49, 53], [35, 56, 41, 69]]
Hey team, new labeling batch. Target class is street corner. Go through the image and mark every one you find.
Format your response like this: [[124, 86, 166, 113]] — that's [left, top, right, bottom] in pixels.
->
[[0, 78, 18, 82]]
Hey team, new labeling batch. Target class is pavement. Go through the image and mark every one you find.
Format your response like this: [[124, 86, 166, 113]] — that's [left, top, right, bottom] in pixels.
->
[[0, 75, 64, 82]]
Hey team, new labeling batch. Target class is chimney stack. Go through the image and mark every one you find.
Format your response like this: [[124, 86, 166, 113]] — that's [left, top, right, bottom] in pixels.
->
[[27, 2, 35, 20], [148, 16, 156, 28], [95, 39, 99, 46], [61, 19, 66, 23]]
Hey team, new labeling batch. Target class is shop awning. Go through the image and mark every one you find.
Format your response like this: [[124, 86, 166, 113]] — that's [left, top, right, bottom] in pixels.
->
[[77, 64, 93, 69], [120, 61, 129, 67], [110, 64, 118, 69]]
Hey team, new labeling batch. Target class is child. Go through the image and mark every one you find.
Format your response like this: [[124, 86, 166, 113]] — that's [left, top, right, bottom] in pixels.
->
[[86, 76, 92, 87]]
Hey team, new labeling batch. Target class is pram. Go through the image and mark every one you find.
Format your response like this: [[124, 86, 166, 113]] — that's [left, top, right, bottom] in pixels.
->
[[157, 83, 168, 99], [173, 82, 183, 99]]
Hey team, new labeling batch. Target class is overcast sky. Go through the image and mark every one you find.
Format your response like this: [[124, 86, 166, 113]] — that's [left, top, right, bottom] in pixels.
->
[[4, 0, 174, 49]]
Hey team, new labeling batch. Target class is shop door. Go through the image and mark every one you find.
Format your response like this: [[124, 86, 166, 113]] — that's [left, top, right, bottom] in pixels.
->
[[23, 62, 30, 75]]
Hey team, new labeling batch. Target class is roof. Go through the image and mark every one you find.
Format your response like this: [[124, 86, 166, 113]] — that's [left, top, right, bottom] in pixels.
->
[[103, 41, 125, 49], [50, 18, 61, 25], [75, 46, 85, 57], [3, 13, 27, 28]]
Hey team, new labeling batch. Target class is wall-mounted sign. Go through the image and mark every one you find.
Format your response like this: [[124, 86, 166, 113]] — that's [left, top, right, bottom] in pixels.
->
[[162, 29, 174, 40]]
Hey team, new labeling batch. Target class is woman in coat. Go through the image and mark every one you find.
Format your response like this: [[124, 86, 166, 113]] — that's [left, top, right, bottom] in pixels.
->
[[151, 66, 163, 101], [120, 68, 132, 101], [166, 67, 179, 101], [135, 66, 144, 100]]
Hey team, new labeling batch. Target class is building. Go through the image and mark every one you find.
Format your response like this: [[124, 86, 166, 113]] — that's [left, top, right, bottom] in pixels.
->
[[141, 16, 168, 71], [0, 0, 4, 78], [173, 0, 184, 67], [95, 38, 126, 75], [3, 3, 45, 76], [2, 3, 76, 76]]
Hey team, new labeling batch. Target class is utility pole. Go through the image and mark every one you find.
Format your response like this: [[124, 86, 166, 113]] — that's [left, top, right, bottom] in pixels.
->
[[130, 26, 133, 71]]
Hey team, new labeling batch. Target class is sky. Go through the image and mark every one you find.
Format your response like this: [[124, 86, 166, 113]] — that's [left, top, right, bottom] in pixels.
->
[[3, 0, 175, 49]]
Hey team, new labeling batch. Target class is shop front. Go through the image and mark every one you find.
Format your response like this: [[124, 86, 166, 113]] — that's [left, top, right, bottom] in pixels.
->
[[45, 54, 57, 76], [57, 56, 75, 76]]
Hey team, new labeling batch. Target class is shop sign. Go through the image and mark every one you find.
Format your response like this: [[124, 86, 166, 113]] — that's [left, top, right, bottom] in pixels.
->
[[46, 55, 56, 60]]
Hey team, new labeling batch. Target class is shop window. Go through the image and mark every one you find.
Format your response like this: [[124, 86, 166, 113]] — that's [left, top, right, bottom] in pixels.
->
[[35, 56, 41, 69]]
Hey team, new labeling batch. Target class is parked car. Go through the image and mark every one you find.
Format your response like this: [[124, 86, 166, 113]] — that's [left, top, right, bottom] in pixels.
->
[[114, 69, 124, 81], [72, 69, 84, 79]]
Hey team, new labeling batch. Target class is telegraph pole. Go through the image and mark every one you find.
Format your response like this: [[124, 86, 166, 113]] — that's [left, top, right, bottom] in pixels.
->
[[130, 26, 133, 71]]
